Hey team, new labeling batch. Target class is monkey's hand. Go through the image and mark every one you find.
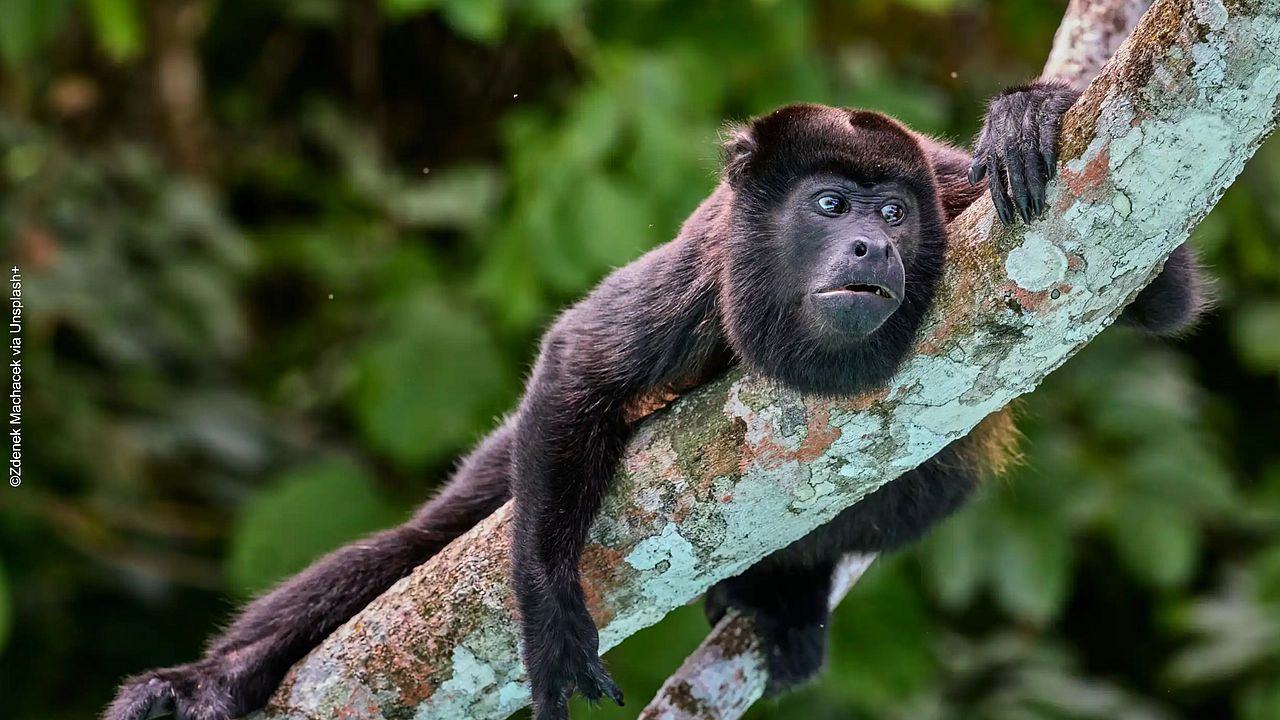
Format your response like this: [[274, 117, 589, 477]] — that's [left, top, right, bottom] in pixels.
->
[[522, 588, 624, 720], [968, 81, 1081, 225]]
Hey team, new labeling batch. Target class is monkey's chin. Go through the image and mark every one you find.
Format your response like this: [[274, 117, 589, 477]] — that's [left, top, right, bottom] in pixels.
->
[[809, 289, 901, 339]]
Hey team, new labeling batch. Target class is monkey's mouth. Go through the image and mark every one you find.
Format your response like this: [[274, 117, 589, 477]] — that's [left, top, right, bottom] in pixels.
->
[[814, 283, 897, 301]]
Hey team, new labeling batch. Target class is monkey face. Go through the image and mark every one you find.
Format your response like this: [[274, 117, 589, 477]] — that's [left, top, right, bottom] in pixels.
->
[[779, 175, 921, 340], [718, 104, 947, 395]]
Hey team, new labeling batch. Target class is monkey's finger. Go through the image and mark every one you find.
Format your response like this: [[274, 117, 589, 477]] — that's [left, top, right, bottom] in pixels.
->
[[579, 659, 624, 706], [1041, 149, 1057, 180], [601, 675, 625, 706], [987, 156, 1016, 226], [1024, 145, 1047, 217], [1005, 147, 1033, 223], [968, 148, 988, 186], [1038, 115, 1062, 180]]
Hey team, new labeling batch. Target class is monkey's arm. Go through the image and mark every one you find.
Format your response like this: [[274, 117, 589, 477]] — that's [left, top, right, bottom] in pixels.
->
[[511, 234, 725, 720]]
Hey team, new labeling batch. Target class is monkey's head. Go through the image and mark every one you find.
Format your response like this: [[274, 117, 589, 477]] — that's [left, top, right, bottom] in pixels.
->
[[719, 104, 946, 395]]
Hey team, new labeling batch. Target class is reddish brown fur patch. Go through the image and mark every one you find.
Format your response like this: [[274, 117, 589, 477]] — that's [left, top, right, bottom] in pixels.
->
[[624, 388, 682, 424], [956, 405, 1022, 478]]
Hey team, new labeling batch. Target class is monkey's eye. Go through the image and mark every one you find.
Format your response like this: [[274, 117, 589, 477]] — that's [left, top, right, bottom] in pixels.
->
[[880, 203, 905, 225], [815, 193, 848, 215]]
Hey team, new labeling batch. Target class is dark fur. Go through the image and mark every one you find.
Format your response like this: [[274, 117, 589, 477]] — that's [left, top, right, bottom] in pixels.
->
[[104, 82, 1208, 720]]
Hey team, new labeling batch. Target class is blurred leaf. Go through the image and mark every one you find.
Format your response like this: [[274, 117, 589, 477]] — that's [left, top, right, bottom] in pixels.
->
[[1166, 571, 1278, 686], [921, 503, 987, 610], [1239, 677, 1280, 720], [1111, 499, 1199, 589], [382, 0, 503, 38], [386, 165, 503, 230], [826, 561, 936, 710], [1232, 300, 1280, 374], [1016, 664, 1172, 720], [279, 0, 344, 24], [0, 0, 70, 65], [353, 291, 514, 467], [570, 176, 652, 274], [898, 0, 963, 11], [1129, 443, 1237, 517], [521, 0, 581, 24], [440, 0, 504, 40], [228, 457, 399, 595], [990, 512, 1071, 625], [380, 0, 438, 19], [1253, 542, 1280, 604], [83, 0, 143, 61]]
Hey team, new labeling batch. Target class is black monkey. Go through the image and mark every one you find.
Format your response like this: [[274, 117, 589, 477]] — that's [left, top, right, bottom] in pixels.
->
[[104, 81, 1208, 720]]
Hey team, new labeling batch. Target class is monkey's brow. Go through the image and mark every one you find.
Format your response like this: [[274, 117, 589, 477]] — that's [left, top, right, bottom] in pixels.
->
[[807, 172, 905, 194]]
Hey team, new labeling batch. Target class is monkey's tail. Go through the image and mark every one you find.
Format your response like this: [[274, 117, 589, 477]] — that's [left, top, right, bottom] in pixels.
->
[[103, 422, 515, 720]]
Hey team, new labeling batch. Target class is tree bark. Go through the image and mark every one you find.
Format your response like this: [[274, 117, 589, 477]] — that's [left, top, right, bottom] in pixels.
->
[[1043, 0, 1153, 90], [255, 1, 1280, 718]]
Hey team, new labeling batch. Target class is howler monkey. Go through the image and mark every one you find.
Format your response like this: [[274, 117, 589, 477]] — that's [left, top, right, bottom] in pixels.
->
[[104, 81, 1208, 720]]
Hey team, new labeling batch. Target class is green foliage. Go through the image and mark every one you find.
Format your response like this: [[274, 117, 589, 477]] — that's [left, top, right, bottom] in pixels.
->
[[228, 457, 400, 595], [353, 290, 514, 468], [3, 2, 1280, 719], [0, 0, 69, 66], [82, 0, 142, 61], [822, 561, 937, 710]]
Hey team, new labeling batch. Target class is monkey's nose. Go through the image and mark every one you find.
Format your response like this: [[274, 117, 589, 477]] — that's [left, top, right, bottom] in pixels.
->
[[850, 236, 893, 261]]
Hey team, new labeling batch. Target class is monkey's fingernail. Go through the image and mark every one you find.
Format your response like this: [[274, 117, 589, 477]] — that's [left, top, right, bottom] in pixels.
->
[[968, 163, 985, 185]]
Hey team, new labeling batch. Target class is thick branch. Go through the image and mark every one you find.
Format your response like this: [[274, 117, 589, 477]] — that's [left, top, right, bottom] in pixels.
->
[[636, 3, 1163, 716], [257, 2, 1280, 718]]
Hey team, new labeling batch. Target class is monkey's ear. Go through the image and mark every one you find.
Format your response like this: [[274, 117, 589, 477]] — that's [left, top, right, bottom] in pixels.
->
[[721, 124, 756, 188]]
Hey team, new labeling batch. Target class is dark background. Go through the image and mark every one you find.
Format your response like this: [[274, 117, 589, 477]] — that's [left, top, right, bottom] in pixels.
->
[[1, 1, 1278, 718]]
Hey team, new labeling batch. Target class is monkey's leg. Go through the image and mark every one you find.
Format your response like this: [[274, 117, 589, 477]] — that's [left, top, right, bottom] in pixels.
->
[[704, 560, 837, 696], [103, 423, 514, 720], [1119, 243, 1211, 336]]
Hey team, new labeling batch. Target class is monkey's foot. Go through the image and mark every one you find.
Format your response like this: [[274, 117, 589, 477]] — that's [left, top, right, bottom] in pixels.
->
[[759, 617, 830, 696], [530, 644, 623, 720], [102, 661, 236, 720]]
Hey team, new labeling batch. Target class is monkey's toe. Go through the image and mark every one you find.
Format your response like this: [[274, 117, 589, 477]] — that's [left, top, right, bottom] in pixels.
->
[[574, 655, 624, 707], [103, 675, 175, 720]]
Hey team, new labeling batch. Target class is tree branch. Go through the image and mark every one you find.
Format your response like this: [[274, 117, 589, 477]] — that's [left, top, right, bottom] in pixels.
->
[[635, 3, 1164, 717], [1043, 0, 1153, 90], [636, 554, 875, 720], [255, 2, 1280, 718]]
